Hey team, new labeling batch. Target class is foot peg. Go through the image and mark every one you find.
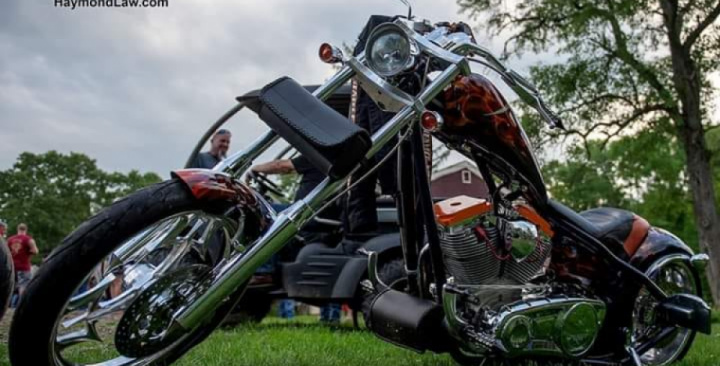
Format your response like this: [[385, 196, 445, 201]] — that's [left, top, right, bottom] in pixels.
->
[[359, 249, 388, 292]]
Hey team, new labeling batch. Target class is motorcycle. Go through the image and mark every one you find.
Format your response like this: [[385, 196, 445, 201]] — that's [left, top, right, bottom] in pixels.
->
[[9, 8, 712, 366], [185, 84, 406, 326]]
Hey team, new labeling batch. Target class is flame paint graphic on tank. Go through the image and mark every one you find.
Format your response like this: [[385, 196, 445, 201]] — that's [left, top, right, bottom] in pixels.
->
[[441, 73, 547, 203]]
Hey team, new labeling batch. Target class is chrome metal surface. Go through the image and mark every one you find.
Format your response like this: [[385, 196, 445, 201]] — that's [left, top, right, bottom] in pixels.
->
[[632, 254, 698, 365], [690, 253, 709, 272], [49, 211, 246, 366], [366, 250, 389, 292], [439, 220, 501, 285], [495, 297, 606, 358], [348, 57, 414, 112], [365, 23, 418, 77], [504, 220, 538, 262], [455, 42, 563, 129]]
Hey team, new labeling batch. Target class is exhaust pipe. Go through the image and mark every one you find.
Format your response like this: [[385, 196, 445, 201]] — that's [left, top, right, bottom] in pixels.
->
[[367, 288, 447, 352], [364, 250, 448, 353]]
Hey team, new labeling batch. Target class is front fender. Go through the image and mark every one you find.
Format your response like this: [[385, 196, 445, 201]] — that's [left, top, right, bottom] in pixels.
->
[[172, 169, 276, 232], [172, 169, 258, 204]]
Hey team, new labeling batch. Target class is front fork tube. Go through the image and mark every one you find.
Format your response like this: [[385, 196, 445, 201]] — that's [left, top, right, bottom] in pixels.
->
[[396, 137, 420, 296], [410, 124, 446, 299]]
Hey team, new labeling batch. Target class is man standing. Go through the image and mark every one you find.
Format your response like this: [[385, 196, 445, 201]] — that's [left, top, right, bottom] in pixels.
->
[[7, 223, 38, 300], [189, 129, 232, 169], [250, 156, 343, 323]]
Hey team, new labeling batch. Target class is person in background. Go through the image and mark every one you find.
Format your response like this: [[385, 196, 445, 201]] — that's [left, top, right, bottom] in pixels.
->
[[7, 223, 38, 303], [250, 156, 343, 324], [189, 129, 232, 169]]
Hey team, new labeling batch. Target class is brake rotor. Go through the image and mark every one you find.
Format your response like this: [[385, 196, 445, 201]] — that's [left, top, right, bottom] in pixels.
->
[[115, 264, 212, 358]]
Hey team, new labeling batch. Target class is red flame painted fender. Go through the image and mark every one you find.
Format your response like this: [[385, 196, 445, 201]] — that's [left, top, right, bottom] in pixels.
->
[[171, 169, 259, 206]]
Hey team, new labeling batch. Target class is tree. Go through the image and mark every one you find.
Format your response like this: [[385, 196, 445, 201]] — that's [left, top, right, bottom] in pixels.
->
[[459, 0, 720, 302], [0, 151, 161, 257]]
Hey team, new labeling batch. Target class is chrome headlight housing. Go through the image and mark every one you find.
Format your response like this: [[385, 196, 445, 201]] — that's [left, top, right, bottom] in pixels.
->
[[365, 23, 417, 78]]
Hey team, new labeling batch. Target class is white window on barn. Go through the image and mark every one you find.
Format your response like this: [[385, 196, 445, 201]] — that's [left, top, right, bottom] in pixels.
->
[[462, 170, 472, 184]]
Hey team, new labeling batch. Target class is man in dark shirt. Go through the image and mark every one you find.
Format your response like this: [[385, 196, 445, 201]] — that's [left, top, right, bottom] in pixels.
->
[[250, 155, 343, 323], [189, 129, 232, 169]]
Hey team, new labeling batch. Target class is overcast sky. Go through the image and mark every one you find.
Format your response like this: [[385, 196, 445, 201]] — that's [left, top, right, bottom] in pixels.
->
[[4, 1, 714, 177]]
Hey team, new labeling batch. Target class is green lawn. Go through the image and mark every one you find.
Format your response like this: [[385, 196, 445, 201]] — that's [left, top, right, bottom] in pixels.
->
[[0, 314, 718, 365]]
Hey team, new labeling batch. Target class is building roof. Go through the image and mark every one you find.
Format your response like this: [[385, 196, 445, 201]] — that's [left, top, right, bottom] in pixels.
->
[[432, 160, 483, 181]]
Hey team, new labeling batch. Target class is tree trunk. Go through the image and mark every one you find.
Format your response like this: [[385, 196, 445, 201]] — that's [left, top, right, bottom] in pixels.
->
[[659, 0, 720, 304], [680, 124, 720, 304]]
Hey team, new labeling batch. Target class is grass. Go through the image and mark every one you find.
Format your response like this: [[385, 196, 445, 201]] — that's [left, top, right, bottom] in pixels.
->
[[0, 313, 717, 365]]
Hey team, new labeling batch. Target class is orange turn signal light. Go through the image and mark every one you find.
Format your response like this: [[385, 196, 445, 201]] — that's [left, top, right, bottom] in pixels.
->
[[319, 43, 343, 64], [420, 110, 443, 132]]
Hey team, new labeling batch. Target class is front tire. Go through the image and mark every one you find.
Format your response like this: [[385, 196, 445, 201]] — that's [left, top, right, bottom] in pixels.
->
[[9, 179, 251, 366]]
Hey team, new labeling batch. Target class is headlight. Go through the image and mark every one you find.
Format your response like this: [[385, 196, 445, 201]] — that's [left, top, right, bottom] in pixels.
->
[[366, 23, 416, 77]]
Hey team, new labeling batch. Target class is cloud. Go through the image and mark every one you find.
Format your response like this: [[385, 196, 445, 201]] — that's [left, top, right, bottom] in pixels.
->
[[0, 0, 543, 175]]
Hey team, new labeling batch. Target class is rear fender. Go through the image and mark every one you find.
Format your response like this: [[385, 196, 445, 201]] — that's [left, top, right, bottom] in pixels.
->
[[630, 227, 695, 271]]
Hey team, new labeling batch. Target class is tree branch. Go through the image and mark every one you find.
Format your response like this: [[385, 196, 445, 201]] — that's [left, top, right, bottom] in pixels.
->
[[597, 3, 677, 108], [683, 0, 720, 49]]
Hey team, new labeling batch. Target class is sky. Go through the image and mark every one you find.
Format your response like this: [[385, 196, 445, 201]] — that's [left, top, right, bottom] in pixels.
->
[[1, 0, 546, 177], [4, 1, 715, 177]]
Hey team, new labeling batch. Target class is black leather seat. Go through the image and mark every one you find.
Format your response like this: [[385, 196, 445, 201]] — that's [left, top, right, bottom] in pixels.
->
[[249, 77, 371, 180], [547, 200, 649, 256]]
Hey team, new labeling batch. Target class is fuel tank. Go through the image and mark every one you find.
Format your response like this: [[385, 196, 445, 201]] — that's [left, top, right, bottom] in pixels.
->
[[440, 73, 547, 204]]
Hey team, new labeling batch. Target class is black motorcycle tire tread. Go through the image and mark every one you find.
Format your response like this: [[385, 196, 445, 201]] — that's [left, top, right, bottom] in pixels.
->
[[8, 179, 241, 366]]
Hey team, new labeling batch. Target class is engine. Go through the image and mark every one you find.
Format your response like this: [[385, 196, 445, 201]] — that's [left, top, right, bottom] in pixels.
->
[[435, 195, 550, 287], [435, 196, 606, 359]]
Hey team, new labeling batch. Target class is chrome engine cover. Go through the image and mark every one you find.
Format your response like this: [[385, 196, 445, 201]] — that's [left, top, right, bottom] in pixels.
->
[[443, 284, 607, 359], [493, 297, 606, 358]]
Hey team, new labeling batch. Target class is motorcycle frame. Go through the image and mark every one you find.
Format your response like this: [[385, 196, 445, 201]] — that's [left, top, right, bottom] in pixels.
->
[[170, 18, 677, 337]]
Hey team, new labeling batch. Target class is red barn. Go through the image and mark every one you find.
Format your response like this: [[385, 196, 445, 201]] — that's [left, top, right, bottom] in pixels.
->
[[431, 161, 489, 199]]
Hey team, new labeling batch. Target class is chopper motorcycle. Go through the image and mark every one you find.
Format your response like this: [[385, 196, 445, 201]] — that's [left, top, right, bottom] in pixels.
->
[[9, 10, 712, 366]]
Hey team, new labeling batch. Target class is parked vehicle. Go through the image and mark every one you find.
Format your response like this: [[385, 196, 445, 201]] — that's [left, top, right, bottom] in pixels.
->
[[9, 7, 711, 366]]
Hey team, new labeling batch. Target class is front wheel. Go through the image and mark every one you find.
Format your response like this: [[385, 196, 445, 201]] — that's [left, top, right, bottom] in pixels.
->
[[9, 179, 257, 366]]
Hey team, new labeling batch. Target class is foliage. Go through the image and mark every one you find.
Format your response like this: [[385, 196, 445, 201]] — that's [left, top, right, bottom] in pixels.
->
[[0, 315, 715, 366], [542, 129, 704, 247], [0, 151, 161, 257]]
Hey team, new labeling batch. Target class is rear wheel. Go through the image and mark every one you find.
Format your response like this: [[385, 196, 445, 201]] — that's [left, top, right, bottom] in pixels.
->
[[631, 254, 700, 365], [9, 179, 259, 366]]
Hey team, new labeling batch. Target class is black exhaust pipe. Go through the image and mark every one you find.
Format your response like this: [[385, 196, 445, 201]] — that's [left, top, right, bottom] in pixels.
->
[[367, 288, 448, 353]]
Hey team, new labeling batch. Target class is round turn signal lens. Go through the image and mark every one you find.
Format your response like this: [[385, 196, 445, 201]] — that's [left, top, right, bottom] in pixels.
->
[[319, 43, 339, 64], [421, 111, 443, 132]]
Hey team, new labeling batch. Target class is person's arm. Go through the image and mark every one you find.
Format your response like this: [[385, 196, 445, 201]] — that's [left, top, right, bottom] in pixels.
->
[[250, 159, 296, 175], [28, 239, 39, 256]]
